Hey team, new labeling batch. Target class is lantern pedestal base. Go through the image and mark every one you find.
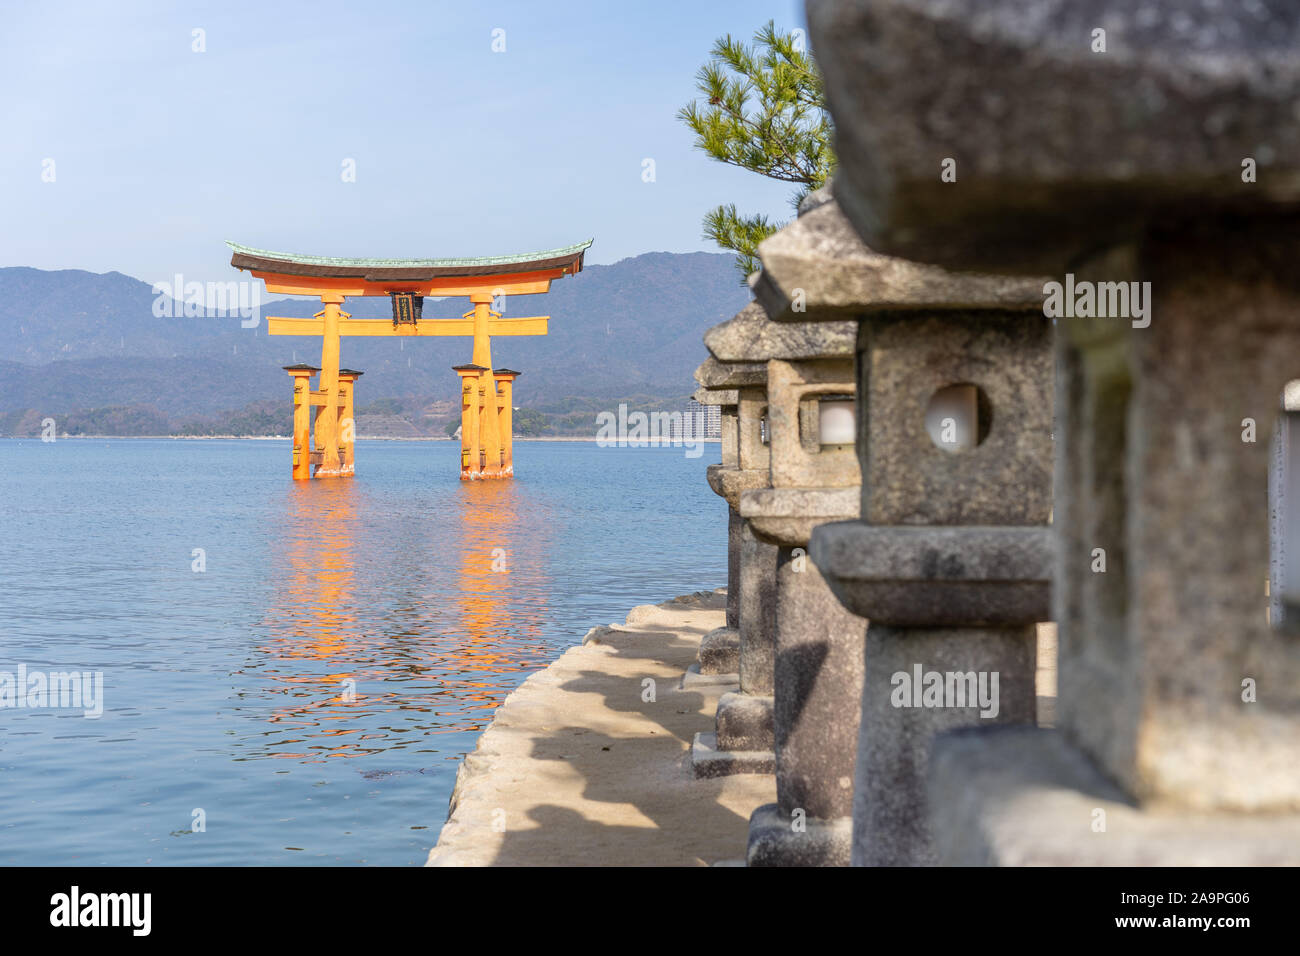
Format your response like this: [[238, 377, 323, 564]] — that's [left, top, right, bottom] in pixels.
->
[[746, 803, 852, 867], [690, 733, 775, 778], [716, 691, 774, 752], [698, 626, 740, 675], [691, 691, 776, 778], [678, 662, 736, 691]]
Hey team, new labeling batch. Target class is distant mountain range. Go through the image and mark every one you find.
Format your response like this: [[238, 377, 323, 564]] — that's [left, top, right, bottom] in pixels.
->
[[0, 252, 750, 436]]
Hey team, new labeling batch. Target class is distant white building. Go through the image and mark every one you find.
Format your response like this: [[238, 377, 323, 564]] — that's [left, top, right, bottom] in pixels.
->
[[668, 399, 720, 441]]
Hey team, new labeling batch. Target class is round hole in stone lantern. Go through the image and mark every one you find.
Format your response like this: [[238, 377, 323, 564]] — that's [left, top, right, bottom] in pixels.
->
[[818, 394, 856, 447], [925, 383, 990, 453]]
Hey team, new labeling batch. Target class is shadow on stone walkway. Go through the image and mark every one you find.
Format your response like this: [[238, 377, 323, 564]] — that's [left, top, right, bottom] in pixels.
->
[[426, 591, 775, 866]]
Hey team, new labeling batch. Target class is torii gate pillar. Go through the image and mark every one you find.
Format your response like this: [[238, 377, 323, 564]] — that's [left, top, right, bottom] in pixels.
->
[[313, 294, 347, 478], [468, 293, 506, 480]]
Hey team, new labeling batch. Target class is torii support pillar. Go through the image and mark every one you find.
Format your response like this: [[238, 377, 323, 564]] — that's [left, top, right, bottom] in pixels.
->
[[285, 363, 319, 481], [455, 364, 487, 479], [338, 369, 363, 477], [494, 369, 520, 476]]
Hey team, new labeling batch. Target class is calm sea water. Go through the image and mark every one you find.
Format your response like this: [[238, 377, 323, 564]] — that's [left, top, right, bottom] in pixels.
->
[[0, 438, 724, 865]]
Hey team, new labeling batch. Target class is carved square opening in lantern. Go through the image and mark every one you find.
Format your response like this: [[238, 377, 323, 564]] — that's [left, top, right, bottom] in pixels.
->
[[798, 392, 856, 451], [389, 292, 424, 326], [768, 358, 860, 489]]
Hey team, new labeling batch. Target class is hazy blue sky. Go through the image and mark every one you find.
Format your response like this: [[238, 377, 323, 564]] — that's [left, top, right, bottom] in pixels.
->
[[0, 0, 808, 285]]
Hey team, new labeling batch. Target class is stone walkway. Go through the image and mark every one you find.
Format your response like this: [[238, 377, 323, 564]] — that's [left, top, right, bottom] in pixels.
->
[[426, 590, 775, 866], [426, 590, 1058, 866]]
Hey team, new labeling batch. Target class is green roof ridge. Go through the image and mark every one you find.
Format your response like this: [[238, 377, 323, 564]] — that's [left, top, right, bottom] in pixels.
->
[[225, 239, 593, 269]]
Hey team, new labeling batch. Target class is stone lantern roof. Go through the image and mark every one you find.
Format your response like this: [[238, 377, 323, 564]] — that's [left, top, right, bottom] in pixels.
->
[[753, 200, 1045, 322], [805, 0, 1300, 274], [704, 301, 855, 362], [694, 356, 767, 390]]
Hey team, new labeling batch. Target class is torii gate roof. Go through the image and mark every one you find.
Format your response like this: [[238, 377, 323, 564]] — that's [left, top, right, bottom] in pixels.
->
[[226, 239, 592, 281]]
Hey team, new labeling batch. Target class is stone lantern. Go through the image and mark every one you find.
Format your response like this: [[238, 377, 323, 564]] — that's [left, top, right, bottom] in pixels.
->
[[684, 356, 771, 694], [808, 0, 1300, 863], [692, 371, 741, 652], [688, 320, 783, 778], [756, 194, 1049, 865], [704, 296, 863, 865]]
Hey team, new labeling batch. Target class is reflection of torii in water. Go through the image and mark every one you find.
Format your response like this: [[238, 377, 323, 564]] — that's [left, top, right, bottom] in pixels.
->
[[270, 480, 359, 666], [457, 480, 530, 645], [253, 479, 363, 760], [250, 478, 553, 756], [227, 238, 592, 481]]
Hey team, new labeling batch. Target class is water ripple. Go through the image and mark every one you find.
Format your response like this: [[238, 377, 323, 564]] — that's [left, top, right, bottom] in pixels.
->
[[0, 438, 723, 865]]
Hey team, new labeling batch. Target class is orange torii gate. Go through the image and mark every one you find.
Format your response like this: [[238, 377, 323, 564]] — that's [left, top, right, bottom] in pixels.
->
[[227, 240, 591, 480]]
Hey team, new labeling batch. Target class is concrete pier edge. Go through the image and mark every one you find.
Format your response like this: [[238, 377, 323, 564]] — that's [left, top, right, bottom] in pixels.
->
[[426, 588, 775, 866]]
